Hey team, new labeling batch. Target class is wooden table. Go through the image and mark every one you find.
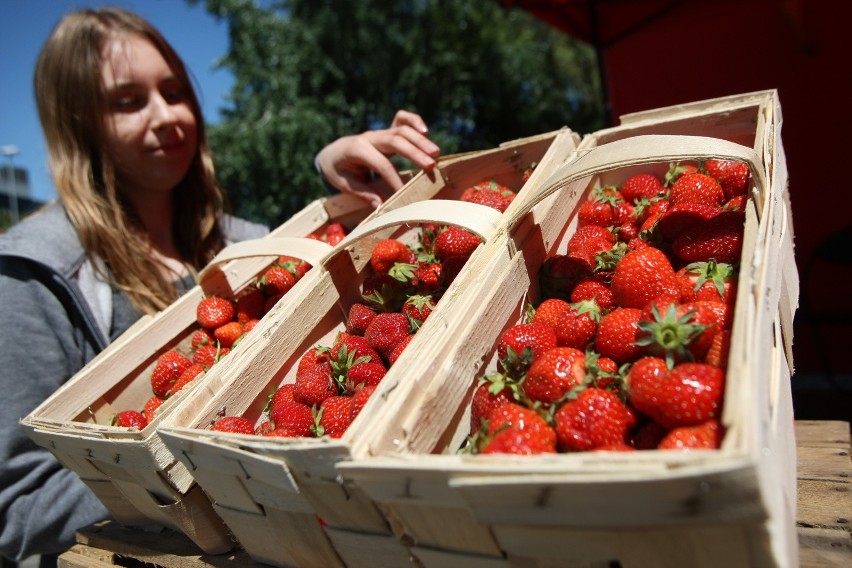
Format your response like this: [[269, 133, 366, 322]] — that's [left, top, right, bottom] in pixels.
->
[[58, 421, 851, 568]]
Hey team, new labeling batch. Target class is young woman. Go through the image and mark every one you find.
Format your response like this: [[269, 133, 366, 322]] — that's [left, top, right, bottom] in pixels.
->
[[0, 7, 438, 563]]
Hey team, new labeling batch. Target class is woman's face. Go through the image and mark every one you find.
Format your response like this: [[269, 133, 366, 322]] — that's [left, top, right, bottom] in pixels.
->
[[100, 33, 198, 198]]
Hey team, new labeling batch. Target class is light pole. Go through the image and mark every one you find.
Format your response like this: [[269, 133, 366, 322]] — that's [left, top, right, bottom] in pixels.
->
[[1, 145, 20, 225]]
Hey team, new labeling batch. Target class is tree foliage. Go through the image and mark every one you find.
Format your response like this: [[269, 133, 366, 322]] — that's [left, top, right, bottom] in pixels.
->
[[189, 0, 604, 227]]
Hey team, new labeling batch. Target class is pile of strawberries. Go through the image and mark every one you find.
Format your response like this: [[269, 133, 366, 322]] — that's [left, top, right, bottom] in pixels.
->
[[209, 174, 533, 437], [464, 159, 749, 454], [108, 224, 344, 429]]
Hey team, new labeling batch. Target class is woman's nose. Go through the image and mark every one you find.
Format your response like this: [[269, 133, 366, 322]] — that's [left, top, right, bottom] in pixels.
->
[[149, 93, 177, 129]]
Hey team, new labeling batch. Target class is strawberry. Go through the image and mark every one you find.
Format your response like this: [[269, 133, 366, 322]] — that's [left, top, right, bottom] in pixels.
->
[[361, 273, 407, 313], [316, 396, 354, 438], [211, 416, 256, 434], [346, 303, 377, 335], [325, 223, 347, 246], [235, 288, 266, 323], [553, 387, 636, 451], [481, 403, 556, 455], [672, 210, 745, 264], [523, 346, 586, 404], [470, 378, 515, 435], [704, 328, 732, 369], [267, 383, 296, 412], [664, 162, 699, 187], [658, 202, 723, 241], [214, 321, 244, 348], [677, 260, 738, 305], [632, 419, 669, 450], [192, 344, 228, 369], [434, 226, 481, 261], [112, 410, 148, 429], [169, 363, 205, 396], [497, 322, 558, 377], [242, 319, 261, 334], [263, 427, 299, 438], [370, 239, 413, 273], [346, 361, 387, 391], [411, 261, 443, 293], [578, 187, 621, 228], [297, 346, 331, 376], [260, 266, 296, 297], [610, 246, 680, 309], [566, 224, 616, 271], [402, 294, 436, 329], [532, 298, 600, 350], [293, 362, 338, 407], [264, 293, 285, 313], [620, 173, 666, 203], [594, 307, 644, 364], [364, 312, 411, 361], [143, 395, 165, 424], [349, 384, 377, 421], [196, 297, 236, 329], [332, 333, 382, 366], [669, 172, 725, 207], [278, 255, 312, 279], [570, 275, 615, 313], [460, 180, 514, 212], [150, 350, 193, 398], [703, 159, 749, 199], [658, 419, 724, 450], [539, 254, 590, 301], [628, 359, 725, 429], [190, 327, 216, 350], [635, 300, 717, 366], [387, 334, 415, 365], [269, 399, 314, 437]]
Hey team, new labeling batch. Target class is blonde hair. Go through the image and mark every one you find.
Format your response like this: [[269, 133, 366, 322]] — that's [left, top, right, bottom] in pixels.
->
[[34, 7, 227, 314]]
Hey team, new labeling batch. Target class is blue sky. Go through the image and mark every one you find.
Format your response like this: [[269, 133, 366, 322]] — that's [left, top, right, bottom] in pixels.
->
[[0, 0, 233, 203]]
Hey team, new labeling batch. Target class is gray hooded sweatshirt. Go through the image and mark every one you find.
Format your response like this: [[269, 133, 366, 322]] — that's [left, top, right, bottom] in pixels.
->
[[0, 202, 268, 561]]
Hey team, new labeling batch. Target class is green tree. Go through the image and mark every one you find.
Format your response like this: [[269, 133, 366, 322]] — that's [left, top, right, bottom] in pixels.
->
[[190, 0, 604, 228]]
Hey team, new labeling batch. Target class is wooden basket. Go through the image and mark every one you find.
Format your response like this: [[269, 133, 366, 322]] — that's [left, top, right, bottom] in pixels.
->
[[18, 193, 372, 554], [152, 130, 579, 567], [336, 91, 799, 568]]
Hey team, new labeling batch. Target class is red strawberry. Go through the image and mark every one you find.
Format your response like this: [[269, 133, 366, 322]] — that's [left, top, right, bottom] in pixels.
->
[[293, 362, 338, 407], [169, 363, 205, 396], [364, 312, 411, 361], [268, 383, 296, 411], [387, 334, 415, 365], [460, 181, 513, 212], [190, 327, 216, 350], [704, 328, 732, 369], [594, 307, 644, 364], [402, 294, 436, 329], [570, 275, 615, 313], [610, 247, 680, 309], [269, 400, 314, 437], [214, 321, 244, 348], [578, 188, 621, 228], [260, 266, 297, 297], [539, 254, 590, 301], [677, 260, 738, 305], [196, 297, 236, 329], [658, 202, 723, 241], [434, 226, 482, 261], [112, 410, 148, 429], [523, 346, 586, 404], [143, 395, 165, 424], [628, 359, 725, 430], [620, 173, 665, 203], [325, 223, 347, 246], [672, 210, 745, 264], [297, 346, 331, 376], [703, 159, 749, 199], [211, 416, 256, 434], [532, 298, 600, 350], [263, 427, 299, 438], [235, 288, 266, 323], [632, 420, 669, 450], [346, 361, 387, 391], [636, 300, 719, 365], [332, 333, 382, 366], [566, 224, 615, 271], [278, 255, 312, 279], [192, 344, 228, 369], [664, 162, 699, 187], [150, 350, 193, 398], [346, 303, 377, 335], [370, 239, 413, 273], [481, 403, 556, 455], [316, 396, 354, 438], [669, 172, 725, 207], [470, 378, 514, 435], [411, 261, 443, 293], [242, 319, 261, 334], [497, 322, 558, 377], [658, 419, 724, 450], [553, 387, 636, 452], [349, 384, 377, 421]]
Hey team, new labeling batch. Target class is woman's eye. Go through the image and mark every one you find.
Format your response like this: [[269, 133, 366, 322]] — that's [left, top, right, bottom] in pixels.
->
[[163, 86, 188, 104], [111, 95, 144, 111]]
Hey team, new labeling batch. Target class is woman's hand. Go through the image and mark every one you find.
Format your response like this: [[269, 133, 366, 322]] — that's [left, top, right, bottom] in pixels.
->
[[315, 110, 441, 208]]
